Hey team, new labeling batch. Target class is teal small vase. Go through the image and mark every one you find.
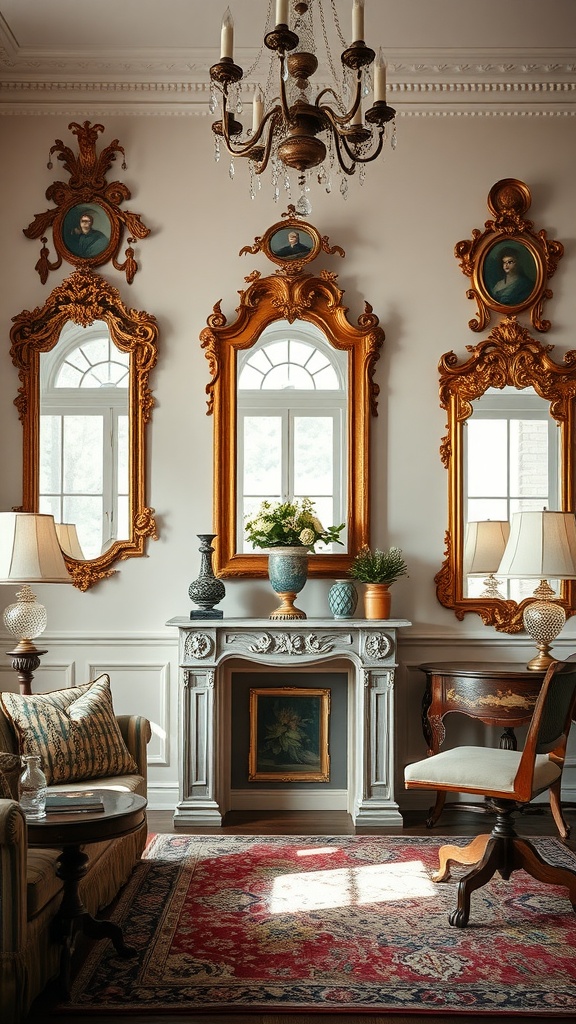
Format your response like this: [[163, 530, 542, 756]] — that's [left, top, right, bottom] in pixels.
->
[[266, 546, 309, 620], [328, 579, 358, 619]]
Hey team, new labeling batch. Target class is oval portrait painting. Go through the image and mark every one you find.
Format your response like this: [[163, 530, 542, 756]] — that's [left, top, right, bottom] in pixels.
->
[[62, 204, 111, 260], [270, 226, 314, 260], [482, 239, 538, 308]]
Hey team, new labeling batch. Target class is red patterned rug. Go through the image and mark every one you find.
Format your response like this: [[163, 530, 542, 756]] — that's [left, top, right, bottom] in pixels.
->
[[61, 833, 576, 1016]]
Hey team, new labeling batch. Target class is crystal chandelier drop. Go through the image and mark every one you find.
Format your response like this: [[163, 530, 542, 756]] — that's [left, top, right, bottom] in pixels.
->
[[209, 0, 396, 214]]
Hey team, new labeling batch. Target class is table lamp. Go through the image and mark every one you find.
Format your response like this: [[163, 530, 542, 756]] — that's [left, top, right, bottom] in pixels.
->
[[55, 522, 85, 560], [464, 520, 510, 598], [497, 509, 576, 671], [0, 512, 72, 693]]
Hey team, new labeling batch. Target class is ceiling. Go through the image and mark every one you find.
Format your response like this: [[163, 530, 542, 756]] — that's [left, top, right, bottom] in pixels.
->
[[0, 1, 574, 112]]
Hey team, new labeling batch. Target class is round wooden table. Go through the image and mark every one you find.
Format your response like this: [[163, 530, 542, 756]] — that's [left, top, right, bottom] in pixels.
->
[[27, 789, 147, 996]]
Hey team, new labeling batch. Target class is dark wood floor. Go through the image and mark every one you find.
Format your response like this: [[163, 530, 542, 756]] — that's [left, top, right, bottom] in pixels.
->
[[26, 805, 576, 1024]]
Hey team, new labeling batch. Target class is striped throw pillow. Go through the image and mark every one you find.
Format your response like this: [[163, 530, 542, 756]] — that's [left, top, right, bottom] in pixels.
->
[[0, 675, 138, 786]]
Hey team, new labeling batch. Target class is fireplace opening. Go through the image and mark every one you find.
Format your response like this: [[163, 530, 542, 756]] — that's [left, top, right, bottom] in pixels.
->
[[225, 665, 350, 813]]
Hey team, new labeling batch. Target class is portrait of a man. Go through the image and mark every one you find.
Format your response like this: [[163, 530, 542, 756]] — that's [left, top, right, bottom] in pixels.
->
[[483, 240, 537, 307], [63, 205, 110, 259], [272, 229, 313, 259]]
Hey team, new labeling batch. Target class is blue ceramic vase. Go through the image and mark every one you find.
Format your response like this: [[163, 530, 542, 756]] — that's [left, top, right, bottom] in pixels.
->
[[328, 579, 358, 619], [266, 546, 309, 620]]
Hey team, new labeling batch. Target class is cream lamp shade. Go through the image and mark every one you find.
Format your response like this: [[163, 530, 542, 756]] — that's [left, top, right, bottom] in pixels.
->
[[0, 512, 71, 655], [464, 519, 511, 599], [55, 522, 85, 561], [497, 510, 576, 670]]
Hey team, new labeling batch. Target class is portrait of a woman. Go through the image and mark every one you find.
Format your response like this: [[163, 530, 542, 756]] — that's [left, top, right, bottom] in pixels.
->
[[484, 242, 536, 306]]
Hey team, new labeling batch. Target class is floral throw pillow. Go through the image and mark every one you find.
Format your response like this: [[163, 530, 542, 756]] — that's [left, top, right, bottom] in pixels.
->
[[0, 675, 138, 786]]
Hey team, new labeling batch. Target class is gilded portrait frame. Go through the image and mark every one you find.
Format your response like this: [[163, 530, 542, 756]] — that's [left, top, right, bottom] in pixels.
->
[[248, 687, 330, 782], [239, 204, 343, 272], [455, 178, 563, 333], [23, 120, 150, 285]]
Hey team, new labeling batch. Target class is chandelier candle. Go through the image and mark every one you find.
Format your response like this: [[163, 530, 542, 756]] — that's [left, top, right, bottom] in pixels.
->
[[276, 0, 289, 25], [220, 8, 234, 59], [352, 0, 365, 41], [252, 86, 264, 133], [374, 47, 386, 102]]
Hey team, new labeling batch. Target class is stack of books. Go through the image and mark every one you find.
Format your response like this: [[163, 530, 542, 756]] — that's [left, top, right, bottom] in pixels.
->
[[45, 791, 105, 813]]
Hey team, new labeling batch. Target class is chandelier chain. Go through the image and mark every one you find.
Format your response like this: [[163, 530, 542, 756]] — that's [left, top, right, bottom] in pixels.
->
[[244, 0, 273, 78], [329, 0, 349, 50], [319, 2, 345, 90]]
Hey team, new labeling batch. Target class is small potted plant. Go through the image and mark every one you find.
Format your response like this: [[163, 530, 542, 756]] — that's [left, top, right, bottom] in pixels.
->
[[349, 545, 408, 619]]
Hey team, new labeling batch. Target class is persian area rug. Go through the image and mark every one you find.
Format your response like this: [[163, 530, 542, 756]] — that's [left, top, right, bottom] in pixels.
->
[[61, 833, 576, 1017]]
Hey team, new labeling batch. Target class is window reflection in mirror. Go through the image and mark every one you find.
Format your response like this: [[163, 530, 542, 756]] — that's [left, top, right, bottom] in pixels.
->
[[39, 320, 129, 561], [464, 386, 560, 602], [237, 320, 348, 554]]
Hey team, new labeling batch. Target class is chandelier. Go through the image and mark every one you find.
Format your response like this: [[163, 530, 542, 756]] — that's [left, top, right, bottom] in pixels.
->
[[209, 0, 396, 213]]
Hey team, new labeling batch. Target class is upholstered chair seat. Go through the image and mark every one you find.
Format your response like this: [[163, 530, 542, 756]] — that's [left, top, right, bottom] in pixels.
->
[[405, 658, 576, 928]]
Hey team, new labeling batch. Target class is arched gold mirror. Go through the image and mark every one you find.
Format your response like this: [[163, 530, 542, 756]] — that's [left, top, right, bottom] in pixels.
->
[[201, 265, 384, 579], [10, 268, 158, 590], [435, 316, 576, 632]]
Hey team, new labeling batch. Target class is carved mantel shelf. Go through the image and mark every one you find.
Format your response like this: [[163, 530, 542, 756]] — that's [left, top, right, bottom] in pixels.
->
[[167, 616, 410, 829]]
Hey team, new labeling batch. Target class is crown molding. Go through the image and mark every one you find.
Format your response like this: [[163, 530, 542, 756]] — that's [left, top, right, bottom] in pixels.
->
[[0, 41, 574, 114], [0, 78, 575, 117]]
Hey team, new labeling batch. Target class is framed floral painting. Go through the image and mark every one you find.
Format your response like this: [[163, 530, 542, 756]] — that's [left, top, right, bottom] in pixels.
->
[[248, 687, 330, 782]]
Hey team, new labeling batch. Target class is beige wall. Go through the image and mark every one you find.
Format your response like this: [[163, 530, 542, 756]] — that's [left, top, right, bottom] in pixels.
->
[[1, 112, 575, 631], [1, 73, 575, 807]]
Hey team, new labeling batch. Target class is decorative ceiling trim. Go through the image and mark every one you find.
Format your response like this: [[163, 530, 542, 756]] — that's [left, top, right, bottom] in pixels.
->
[[1, 78, 575, 116], [0, 41, 575, 78]]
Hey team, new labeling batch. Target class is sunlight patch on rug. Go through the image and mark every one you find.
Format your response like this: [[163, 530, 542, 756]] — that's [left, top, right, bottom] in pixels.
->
[[57, 833, 576, 1017], [270, 859, 438, 912]]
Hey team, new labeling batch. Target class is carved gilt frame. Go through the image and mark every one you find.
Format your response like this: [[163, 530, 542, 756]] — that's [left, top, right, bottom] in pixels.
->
[[10, 268, 159, 590], [201, 241, 384, 579], [435, 317, 576, 633], [239, 205, 344, 271], [455, 178, 563, 334], [23, 121, 150, 285]]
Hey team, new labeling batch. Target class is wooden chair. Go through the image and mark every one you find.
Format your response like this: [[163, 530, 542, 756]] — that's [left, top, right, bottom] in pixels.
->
[[405, 658, 576, 927]]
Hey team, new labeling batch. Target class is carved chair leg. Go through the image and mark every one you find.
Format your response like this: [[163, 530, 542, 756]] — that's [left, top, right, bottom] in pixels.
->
[[426, 791, 446, 829], [448, 836, 502, 928], [511, 837, 576, 909], [432, 833, 491, 883], [549, 779, 571, 841]]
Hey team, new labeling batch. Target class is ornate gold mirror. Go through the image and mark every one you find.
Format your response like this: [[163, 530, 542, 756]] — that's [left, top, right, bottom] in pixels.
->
[[201, 212, 384, 578], [435, 317, 576, 632], [10, 268, 159, 590]]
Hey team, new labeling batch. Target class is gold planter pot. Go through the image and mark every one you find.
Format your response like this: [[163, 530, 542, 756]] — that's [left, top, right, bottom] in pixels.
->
[[363, 583, 391, 620]]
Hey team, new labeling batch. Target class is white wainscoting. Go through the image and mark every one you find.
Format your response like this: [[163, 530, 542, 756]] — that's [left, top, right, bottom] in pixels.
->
[[1, 628, 574, 813]]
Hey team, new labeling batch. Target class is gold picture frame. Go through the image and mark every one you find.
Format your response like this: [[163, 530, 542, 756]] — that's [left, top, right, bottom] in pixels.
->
[[23, 120, 150, 285], [455, 178, 563, 333], [248, 687, 330, 782], [239, 204, 344, 271]]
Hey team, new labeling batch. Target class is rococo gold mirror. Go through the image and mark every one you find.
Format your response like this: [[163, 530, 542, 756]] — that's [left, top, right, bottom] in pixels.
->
[[435, 316, 576, 632], [10, 268, 158, 590], [201, 211, 384, 578]]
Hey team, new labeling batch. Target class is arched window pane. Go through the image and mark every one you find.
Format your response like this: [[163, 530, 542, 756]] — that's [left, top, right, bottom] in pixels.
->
[[262, 364, 313, 389]]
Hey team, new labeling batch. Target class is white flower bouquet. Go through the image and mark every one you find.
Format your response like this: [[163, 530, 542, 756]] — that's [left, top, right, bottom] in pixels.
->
[[245, 498, 344, 551]]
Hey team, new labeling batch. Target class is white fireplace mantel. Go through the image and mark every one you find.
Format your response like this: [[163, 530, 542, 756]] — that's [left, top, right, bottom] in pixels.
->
[[167, 616, 410, 828]]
